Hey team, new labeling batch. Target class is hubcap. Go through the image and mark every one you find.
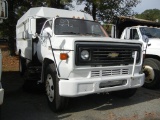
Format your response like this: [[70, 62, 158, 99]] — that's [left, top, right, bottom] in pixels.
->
[[143, 65, 155, 83], [46, 74, 54, 102]]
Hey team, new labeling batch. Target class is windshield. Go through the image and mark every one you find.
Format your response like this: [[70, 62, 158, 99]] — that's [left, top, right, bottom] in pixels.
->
[[54, 18, 107, 37], [140, 27, 160, 38]]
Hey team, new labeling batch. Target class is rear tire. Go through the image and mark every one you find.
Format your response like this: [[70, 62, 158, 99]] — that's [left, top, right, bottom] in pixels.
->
[[111, 88, 137, 98], [45, 64, 69, 112], [143, 58, 160, 89]]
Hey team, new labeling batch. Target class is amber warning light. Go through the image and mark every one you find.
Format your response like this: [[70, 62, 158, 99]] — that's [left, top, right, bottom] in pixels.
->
[[60, 53, 69, 60]]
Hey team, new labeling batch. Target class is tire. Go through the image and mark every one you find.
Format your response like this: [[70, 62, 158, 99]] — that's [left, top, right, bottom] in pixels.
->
[[45, 64, 69, 112], [143, 58, 160, 89], [19, 51, 26, 76], [111, 88, 137, 98]]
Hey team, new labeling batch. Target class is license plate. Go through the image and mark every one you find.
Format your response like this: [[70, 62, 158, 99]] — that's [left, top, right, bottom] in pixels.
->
[[99, 80, 127, 88]]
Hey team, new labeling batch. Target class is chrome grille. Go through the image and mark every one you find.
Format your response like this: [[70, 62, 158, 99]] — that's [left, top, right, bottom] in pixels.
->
[[91, 69, 129, 77]]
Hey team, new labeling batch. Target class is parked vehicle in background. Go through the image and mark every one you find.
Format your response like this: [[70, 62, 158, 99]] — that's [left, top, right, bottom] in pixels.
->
[[108, 16, 160, 89], [16, 7, 144, 112]]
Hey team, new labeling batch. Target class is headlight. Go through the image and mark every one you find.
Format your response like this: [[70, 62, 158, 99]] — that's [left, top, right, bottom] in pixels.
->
[[81, 50, 90, 60]]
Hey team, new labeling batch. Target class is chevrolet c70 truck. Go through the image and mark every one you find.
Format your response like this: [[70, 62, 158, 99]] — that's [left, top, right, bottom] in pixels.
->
[[109, 16, 160, 89], [16, 7, 144, 112]]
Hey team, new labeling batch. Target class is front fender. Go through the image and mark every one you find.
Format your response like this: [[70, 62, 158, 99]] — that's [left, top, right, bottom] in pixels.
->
[[146, 48, 160, 57], [43, 50, 74, 79]]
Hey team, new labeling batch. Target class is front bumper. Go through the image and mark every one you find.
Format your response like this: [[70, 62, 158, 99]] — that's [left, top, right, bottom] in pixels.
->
[[59, 73, 145, 97]]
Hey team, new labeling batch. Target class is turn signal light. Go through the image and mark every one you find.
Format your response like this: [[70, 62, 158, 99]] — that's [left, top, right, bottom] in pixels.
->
[[60, 53, 69, 60]]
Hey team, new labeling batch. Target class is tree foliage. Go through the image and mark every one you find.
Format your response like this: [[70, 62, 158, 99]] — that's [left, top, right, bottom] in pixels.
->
[[77, 0, 141, 22], [135, 9, 160, 22]]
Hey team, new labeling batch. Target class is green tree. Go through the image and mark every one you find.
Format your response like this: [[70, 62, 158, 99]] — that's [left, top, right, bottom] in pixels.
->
[[135, 9, 160, 22], [77, 0, 141, 22]]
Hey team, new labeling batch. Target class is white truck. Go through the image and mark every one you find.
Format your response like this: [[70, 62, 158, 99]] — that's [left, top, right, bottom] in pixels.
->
[[16, 7, 145, 112], [110, 16, 160, 89]]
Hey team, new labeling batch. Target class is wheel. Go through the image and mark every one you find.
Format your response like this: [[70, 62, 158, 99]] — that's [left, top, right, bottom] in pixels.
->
[[45, 64, 69, 112], [19, 51, 26, 76], [111, 88, 137, 98], [143, 58, 160, 89]]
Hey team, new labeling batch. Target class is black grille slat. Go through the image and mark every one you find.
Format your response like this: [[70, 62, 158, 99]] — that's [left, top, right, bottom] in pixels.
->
[[75, 42, 141, 66]]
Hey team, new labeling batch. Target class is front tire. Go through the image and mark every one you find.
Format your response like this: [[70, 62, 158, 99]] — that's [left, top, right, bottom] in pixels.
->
[[143, 58, 160, 89], [45, 64, 68, 112]]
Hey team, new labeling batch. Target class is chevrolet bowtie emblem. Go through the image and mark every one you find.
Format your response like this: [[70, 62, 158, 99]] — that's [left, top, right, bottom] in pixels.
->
[[107, 52, 119, 58]]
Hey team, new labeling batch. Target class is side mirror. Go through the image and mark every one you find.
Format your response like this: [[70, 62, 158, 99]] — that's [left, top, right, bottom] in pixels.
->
[[142, 35, 149, 43], [0, 0, 8, 19], [28, 18, 36, 36]]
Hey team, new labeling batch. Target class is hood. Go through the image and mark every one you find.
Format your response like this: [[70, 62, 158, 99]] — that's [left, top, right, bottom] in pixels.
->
[[148, 38, 160, 49], [51, 36, 143, 50]]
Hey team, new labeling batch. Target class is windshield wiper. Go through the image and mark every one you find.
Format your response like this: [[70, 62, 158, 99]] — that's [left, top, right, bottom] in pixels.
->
[[85, 33, 101, 36], [62, 32, 80, 35]]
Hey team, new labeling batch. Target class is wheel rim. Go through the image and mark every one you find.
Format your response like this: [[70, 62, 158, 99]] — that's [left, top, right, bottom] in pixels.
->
[[46, 74, 54, 102], [143, 65, 155, 83]]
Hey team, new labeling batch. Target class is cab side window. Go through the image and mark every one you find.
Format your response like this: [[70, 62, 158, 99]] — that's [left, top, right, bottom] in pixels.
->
[[36, 18, 47, 34], [130, 29, 139, 40]]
